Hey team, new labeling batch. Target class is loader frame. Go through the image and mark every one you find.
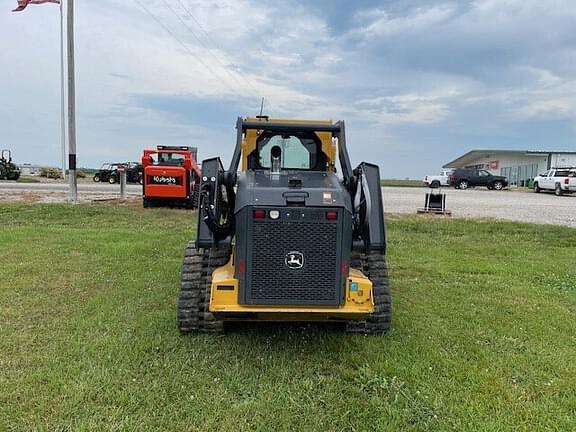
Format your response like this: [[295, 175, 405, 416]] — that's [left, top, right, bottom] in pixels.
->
[[178, 117, 391, 334]]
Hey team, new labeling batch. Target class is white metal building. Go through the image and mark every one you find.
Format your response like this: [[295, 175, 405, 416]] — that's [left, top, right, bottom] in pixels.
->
[[19, 164, 43, 176], [443, 150, 576, 187]]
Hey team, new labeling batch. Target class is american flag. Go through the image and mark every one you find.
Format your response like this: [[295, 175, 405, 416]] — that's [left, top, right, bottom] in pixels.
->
[[12, 0, 60, 12]]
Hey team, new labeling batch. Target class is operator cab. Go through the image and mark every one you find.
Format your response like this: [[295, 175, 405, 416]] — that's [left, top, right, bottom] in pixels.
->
[[158, 152, 185, 166], [247, 132, 328, 172]]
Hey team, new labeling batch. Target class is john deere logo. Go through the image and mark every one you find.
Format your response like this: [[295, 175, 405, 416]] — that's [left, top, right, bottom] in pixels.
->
[[285, 251, 304, 269]]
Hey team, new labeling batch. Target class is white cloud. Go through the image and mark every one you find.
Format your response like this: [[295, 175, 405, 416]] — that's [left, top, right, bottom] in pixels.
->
[[0, 0, 343, 165], [2, 0, 576, 176], [352, 3, 458, 39], [471, 0, 576, 19], [462, 67, 576, 121], [354, 93, 451, 125]]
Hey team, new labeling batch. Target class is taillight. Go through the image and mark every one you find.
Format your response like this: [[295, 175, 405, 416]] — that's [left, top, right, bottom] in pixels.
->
[[238, 259, 245, 276], [565, 178, 569, 185], [253, 210, 266, 219], [326, 211, 338, 220]]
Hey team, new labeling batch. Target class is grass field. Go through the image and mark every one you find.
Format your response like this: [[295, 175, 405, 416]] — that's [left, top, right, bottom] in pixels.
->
[[381, 179, 424, 187], [15, 177, 41, 184], [1, 204, 575, 431]]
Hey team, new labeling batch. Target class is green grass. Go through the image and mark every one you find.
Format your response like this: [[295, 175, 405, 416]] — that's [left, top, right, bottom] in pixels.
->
[[15, 176, 41, 183], [381, 179, 424, 187], [1, 204, 575, 431]]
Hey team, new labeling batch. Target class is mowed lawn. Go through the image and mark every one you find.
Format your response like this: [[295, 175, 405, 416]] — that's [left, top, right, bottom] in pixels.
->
[[1, 203, 575, 431]]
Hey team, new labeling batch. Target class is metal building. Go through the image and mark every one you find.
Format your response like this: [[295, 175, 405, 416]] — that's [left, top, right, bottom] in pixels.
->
[[443, 150, 576, 187], [19, 164, 43, 176]]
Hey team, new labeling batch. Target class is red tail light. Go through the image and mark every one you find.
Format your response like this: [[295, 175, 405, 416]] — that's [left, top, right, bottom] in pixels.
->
[[238, 259, 245, 276], [253, 210, 266, 219], [565, 178, 569, 185], [326, 211, 338, 220]]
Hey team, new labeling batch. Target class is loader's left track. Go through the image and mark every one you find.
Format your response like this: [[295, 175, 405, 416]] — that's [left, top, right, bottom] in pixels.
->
[[177, 242, 231, 333]]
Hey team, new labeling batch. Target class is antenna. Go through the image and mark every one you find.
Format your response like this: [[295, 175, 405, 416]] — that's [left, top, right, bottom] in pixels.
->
[[259, 97, 264, 117]]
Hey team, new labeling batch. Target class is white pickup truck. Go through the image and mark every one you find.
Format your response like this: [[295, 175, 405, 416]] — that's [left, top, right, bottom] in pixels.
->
[[423, 170, 452, 188], [533, 168, 576, 196]]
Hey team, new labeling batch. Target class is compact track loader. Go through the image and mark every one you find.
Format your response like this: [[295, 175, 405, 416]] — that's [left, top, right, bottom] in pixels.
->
[[178, 117, 391, 334], [141, 146, 201, 208]]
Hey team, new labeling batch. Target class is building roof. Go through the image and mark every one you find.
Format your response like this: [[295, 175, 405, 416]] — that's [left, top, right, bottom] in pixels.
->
[[443, 149, 576, 168]]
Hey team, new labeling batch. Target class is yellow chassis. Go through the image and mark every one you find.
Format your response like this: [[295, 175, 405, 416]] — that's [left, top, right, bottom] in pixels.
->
[[209, 259, 374, 321]]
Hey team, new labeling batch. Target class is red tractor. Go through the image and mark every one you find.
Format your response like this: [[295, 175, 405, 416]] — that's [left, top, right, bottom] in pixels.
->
[[141, 146, 201, 208]]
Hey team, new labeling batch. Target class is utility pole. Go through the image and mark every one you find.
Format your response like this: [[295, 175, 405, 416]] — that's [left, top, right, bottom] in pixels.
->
[[59, 0, 66, 180], [66, 0, 78, 202]]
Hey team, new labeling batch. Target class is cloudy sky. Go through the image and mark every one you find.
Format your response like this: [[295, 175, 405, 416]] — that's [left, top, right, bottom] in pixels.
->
[[1, 0, 575, 177]]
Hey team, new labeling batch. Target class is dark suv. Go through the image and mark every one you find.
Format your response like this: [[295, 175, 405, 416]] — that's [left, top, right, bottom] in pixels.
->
[[448, 168, 508, 190]]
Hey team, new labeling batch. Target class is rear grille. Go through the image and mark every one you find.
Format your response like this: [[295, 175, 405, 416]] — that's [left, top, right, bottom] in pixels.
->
[[246, 210, 342, 306]]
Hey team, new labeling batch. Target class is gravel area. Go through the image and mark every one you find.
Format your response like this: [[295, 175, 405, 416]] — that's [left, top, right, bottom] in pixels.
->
[[0, 181, 141, 203], [383, 187, 576, 228], [1, 181, 574, 227]]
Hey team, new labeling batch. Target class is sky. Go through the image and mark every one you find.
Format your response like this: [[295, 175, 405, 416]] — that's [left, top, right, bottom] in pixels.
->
[[1, 0, 576, 178]]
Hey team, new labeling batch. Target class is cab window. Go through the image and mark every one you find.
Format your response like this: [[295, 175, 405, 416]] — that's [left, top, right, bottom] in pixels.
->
[[250, 132, 325, 170], [157, 153, 185, 165]]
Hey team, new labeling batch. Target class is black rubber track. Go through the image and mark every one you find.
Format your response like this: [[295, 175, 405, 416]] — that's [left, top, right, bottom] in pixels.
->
[[190, 176, 200, 209], [177, 243, 231, 333], [346, 252, 392, 334]]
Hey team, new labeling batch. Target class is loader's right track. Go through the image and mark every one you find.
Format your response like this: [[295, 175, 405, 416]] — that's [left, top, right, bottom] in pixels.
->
[[177, 243, 230, 333], [346, 251, 392, 335]]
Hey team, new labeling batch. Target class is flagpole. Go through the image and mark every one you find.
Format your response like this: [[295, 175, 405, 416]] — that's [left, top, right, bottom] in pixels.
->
[[66, 0, 77, 202], [59, 0, 66, 181]]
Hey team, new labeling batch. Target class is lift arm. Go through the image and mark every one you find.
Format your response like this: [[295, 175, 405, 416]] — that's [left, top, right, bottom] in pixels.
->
[[351, 162, 386, 254], [196, 157, 235, 248]]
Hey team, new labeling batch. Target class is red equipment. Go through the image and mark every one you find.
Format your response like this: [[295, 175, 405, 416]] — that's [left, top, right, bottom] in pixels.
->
[[141, 146, 201, 208]]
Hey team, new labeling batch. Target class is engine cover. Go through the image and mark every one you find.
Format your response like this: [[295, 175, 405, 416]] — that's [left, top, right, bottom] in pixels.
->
[[234, 170, 353, 306], [244, 207, 346, 306]]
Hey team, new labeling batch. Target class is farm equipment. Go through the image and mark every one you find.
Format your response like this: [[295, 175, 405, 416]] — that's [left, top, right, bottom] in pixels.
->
[[417, 188, 451, 216], [93, 162, 143, 184], [0, 150, 21, 180], [142, 146, 201, 208], [93, 163, 121, 184], [178, 117, 391, 334], [417, 179, 451, 216], [125, 162, 143, 184]]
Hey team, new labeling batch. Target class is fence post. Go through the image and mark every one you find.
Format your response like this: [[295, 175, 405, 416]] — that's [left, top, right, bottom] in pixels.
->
[[118, 166, 126, 201]]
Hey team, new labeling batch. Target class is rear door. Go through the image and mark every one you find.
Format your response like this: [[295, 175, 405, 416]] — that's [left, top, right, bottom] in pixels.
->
[[145, 165, 188, 198], [554, 170, 571, 190], [568, 171, 576, 191], [475, 170, 489, 186]]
